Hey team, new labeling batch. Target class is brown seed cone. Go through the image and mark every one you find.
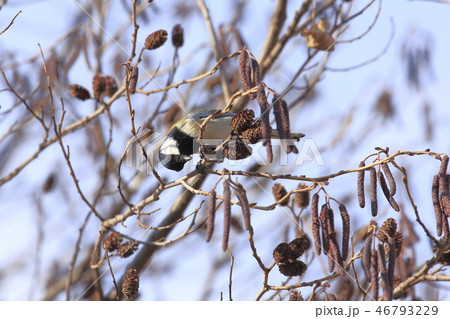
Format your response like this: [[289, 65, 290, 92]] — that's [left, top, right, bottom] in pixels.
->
[[289, 234, 311, 259], [222, 180, 231, 252], [117, 242, 138, 258], [205, 190, 216, 243], [103, 75, 118, 97], [294, 183, 310, 208], [273, 242, 294, 263], [69, 84, 91, 101], [378, 218, 397, 243], [240, 123, 262, 144], [288, 290, 304, 301], [92, 73, 106, 100], [432, 174, 444, 236], [230, 109, 255, 132], [357, 161, 366, 208], [381, 163, 396, 196], [171, 24, 184, 47], [223, 139, 252, 160], [369, 167, 378, 216], [278, 260, 307, 277], [339, 204, 350, 261], [145, 29, 168, 50], [272, 183, 289, 206], [394, 231, 403, 257], [311, 193, 321, 255], [122, 268, 139, 301], [103, 232, 123, 252]]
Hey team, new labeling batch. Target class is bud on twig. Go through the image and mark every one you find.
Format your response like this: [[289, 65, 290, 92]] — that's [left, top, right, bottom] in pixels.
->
[[128, 64, 139, 94]]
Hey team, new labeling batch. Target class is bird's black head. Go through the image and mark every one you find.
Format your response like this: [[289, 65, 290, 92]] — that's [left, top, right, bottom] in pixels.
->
[[159, 152, 191, 171], [159, 132, 194, 171]]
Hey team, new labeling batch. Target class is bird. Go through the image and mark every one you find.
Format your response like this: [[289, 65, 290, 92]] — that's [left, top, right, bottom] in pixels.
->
[[158, 109, 304, 171]]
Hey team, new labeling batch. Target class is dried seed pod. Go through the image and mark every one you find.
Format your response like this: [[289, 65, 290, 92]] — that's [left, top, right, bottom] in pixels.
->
[[370, 250, 379, 301], [103, 232, 123, 252], [432, 175, 444, 237], [369, 167, 378, 217], [117, 242, 138, 258], [233, 184, 251, 230], [294, 183, 310, 208], [122, 268, 139, 301], [272, 183, 289, 206], [171, 24, 184, 47], [222, 180, 231, 251], [273, 242, 293, 263], [357, 161, 366, 208], [289, 234, 311, 259], [240, 123, 262, 144], [381, 163, 396, 196], [145, 29, 168, 50], [223, 139, 252, 160], [92, 73, 106, 100], [378, 218, 397, 243], [230, 109, 255, 132], [394, 231, 403, 257], [69, 84, 91, 101], [128, 64, 139, 94], [103, 75, 118, 97], [378, 170, 400, 212], [205, 190, 216, 242], [339, 204, 350, 261], [278, 260, 307, 277], [362, 234, 373, 281], [311, 193, 321, 255], [289, 290, 304, 301]]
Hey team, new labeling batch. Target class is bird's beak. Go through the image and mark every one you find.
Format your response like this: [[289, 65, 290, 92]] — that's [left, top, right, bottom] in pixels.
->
[[181, 155, 192, 162]]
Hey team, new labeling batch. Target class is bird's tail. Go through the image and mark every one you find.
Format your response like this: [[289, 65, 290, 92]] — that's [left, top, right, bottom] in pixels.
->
[[270, 131, 305, 141]]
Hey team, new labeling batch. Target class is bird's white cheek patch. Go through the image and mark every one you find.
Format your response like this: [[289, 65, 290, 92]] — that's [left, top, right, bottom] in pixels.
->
[[160, 138, 180, 155]]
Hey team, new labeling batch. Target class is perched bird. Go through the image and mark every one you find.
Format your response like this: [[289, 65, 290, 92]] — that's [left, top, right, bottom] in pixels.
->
[[158, 109, 304, 171]]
